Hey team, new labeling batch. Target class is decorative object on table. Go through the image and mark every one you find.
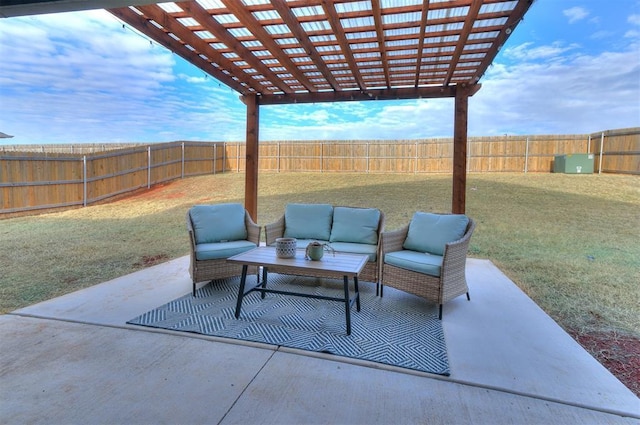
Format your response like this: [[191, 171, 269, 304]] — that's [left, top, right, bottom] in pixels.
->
[[128, 273, 450, 376], [305, 241, 335, 260], [275, 237, 297, 258]]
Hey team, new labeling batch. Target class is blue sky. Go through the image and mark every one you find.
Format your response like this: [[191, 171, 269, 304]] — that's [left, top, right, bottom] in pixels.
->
[[0, 0, 638, 144]]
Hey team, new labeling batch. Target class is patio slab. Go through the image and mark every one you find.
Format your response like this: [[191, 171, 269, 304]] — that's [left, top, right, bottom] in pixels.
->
[[0, 315, 275, 425], [3, 256, 639, 424]]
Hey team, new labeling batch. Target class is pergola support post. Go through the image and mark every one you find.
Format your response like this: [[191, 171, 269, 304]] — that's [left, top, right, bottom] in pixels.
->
[[452, 85, 469, 214], [244, 94, 259, 221]]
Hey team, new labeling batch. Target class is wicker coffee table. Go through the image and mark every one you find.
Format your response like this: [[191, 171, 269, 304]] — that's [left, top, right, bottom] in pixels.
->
[[227, 246, 368, 335]]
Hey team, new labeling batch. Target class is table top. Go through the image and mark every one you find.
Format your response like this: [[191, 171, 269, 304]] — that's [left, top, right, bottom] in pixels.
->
[[227, 247, 368, 277]]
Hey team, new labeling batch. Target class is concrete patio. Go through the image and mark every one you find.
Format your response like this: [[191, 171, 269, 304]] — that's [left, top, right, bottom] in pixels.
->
[[1, 256, 638, 424]]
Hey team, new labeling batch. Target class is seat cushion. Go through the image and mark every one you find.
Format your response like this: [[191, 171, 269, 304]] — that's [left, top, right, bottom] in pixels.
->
[[385, 250, 443, 277], [190, 203, 247, 244], [329, 242, 378, 262], [195, 240, 257, 261], [329, 207, 380, 244], [403, 212, 469, 256], [283, 203, 333, 241]]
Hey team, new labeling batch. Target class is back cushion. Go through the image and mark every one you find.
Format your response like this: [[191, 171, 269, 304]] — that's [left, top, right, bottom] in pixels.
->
[[403, 212, 469, 255], [330, 207, 380, 244], [190, 203, 247, 244], [284, 203, 333, 241]]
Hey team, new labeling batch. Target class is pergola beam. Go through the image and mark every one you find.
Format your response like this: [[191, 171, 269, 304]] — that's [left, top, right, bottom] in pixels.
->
[[256, 85, 481, 106]]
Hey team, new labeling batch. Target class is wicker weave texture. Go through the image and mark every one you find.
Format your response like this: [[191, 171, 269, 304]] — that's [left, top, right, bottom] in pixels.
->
[[381, 217, 476, 309]]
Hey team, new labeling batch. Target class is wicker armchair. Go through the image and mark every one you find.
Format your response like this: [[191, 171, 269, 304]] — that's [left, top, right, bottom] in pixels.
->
[[380, 214, 475, 319], [187, 204, 261, 296]]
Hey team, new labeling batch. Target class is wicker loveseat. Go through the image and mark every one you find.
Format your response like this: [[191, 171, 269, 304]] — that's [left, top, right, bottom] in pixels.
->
[[265, 203, 385, 284], [380, 212, 476, 319], [186, 203, 261, 296]]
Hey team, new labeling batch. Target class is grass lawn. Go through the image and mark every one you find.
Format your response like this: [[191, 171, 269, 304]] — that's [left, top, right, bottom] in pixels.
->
[[1, 172, 638, 391]]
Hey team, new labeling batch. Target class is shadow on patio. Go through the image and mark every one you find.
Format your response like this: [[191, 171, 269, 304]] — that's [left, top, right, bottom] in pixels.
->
[[1, 257, 638, 424]]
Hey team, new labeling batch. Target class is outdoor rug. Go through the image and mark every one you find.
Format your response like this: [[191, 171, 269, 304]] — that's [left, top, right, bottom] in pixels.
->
[[127, 273, 450, 376]]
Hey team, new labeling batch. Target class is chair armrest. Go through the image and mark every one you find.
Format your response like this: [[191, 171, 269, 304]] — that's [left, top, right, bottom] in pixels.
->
[[244, 210, 262, 245], [186, 211, 196, 250], [380, 225, 409, 255], [265, 214, 285, 245]]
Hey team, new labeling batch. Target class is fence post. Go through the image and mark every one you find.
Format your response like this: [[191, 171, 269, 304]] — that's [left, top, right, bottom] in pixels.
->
[[213, 144, 217, 174], [366, 142, 370, 173], [414, 141, 418, 174], [598, 132, 604, 175], [587, 134, 591, 153], [147, 146, 151, 189], [181, 142, 185, 179], [83, 155, 87, 207], [277, 142, 281, 172], [321, 142, 324, 173], [524, 137, 529, 173]]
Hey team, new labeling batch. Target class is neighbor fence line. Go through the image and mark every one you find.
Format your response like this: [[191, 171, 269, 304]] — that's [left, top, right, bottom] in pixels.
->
[[1, 128, 638, 215]]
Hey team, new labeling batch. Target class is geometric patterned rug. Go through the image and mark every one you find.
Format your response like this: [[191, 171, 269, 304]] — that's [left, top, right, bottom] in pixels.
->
[[127, 273, 450, 376]]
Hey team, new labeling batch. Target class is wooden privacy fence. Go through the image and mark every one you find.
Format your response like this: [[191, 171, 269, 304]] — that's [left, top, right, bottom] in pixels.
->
[[1, 128, 638, 214]]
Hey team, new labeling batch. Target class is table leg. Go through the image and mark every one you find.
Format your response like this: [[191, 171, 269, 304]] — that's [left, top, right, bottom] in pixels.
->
[[261, 267, 268, 299], [343, 275, 351, 335], [234, 265, 248, 319], [354, 276, 361, 311]]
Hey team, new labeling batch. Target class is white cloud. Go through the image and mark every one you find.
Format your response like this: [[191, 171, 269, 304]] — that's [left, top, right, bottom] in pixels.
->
[[182, 75, 209, 84], [0, 10, 247, 144], [504, 41, 580, 61], [629, 14, 640, 25], [563, 7, 589, 24], [470, 45, 640, 135]]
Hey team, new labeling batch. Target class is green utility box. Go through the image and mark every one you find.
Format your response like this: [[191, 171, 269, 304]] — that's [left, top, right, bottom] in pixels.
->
[[553, 154, 595, 174]]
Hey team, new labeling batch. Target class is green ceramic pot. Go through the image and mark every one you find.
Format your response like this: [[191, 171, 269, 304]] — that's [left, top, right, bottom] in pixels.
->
[[306, 243, 324, 260]]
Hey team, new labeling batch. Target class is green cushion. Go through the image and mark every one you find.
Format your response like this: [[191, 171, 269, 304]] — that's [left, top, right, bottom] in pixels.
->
[[330, 207, 380, 244], [190, 204, 247, 244], [329, 242, 378, 262], [403, 212, 469, 255], [283, 203, 333, 241], [195, 240, 257, 261], [385, 250, 443, 277]]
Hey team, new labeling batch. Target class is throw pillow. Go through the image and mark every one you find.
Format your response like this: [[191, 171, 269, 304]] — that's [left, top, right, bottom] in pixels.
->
[[403, 212, 469, 255], [330, 207, 380, 244], [283, 203, 333, 240]]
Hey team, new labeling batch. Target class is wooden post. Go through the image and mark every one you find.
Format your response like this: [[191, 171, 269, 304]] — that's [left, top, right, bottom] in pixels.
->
[[244, 94, 259, 221], [452, 85, 469, 214]]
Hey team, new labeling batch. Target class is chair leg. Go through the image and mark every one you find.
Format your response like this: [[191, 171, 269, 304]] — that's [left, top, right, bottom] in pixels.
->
[[438, 304, 443, 320], [380, 283, 384, 297], [466, 292, 471, 301], [193, 282, 196, 297], [375, 282, 379, 296]]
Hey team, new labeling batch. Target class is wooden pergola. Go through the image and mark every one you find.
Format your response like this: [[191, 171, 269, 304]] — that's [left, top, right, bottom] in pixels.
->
[[1, 0, 534, 219]]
